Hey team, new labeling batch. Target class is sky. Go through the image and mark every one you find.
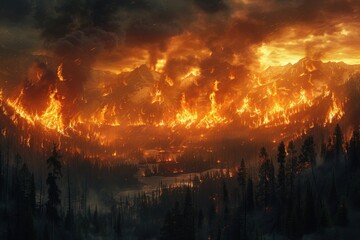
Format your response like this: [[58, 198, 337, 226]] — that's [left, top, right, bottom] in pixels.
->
[[0, 0, 360, 74]]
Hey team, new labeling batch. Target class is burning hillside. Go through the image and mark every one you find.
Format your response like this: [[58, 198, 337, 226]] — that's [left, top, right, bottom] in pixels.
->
[[0, 56, 359, 158]]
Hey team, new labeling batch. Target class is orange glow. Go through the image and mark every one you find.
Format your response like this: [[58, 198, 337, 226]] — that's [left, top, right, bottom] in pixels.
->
[[57, 64, 65, 81], [6, 89, 65, 134]]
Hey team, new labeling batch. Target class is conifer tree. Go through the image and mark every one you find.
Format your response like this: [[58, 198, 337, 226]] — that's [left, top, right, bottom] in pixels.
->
[[46, 145, 62, 223], [286, 141, 297, 199], [333, 124, 344, 163], [246, 177, 254, 211], [348, 129, 360, 170], [277, 142, 286, 203], [257, 147, 275, 210], [299, 136, 316, 170], [238, 158, 247, 196]]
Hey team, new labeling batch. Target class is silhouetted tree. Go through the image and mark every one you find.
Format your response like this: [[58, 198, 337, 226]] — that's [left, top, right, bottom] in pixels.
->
[[299, 136, 316, 170], [277, 141, 286, 203], [286, 141, 297, 199], [238, 158, 247, 196], [333, 124, 344, 163], [257, 147, 275, 210], [324, 136, 335, 164], [46, 145, 62, 223], [348, 129, 360, 170], [246, 177, 254, 211]]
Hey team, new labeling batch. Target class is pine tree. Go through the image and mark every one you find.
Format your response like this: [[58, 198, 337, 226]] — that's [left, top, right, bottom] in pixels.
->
[[333, 124, 344, 163], [325, 136, 335, 164], [46, 145, 62, 223], [277, 142, 286, 203], [238, 158, 247, 196], [299, 136, 316, 171], [257, 147, 275, 210], [246, 177, 254, 211], [286, 141, 297, 199], [348, 129, 360, 170]]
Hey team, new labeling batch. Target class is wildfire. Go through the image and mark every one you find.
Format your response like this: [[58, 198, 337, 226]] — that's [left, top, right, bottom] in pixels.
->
[[151, 84, 164, 104], [0, 56, 352, 154], [326, 93, 345, 124], [6, 89, 65, 134], [57, 64, 65, 81], [172, 93, 198, 128], [197, 81, 227, 128]]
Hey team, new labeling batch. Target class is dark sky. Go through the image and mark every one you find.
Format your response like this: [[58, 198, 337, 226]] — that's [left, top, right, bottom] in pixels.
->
[[1, 0, 359, 73]]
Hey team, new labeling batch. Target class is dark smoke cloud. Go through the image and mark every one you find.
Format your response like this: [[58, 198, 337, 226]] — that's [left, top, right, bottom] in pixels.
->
[[0, 0, 32, 23]]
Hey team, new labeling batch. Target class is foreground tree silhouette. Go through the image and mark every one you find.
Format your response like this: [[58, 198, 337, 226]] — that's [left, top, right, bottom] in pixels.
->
[[46, 145, 62, 223], [299, 136, 316, 170], [286, 141, 297, 200], [348, 130, 360, 170], [257, 147, 275, 210], [333, 124, 344, 163], [277, 141, 286, 204]]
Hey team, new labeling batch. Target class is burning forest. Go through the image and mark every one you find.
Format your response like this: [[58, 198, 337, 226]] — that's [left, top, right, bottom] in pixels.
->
[[0, 0, 360, 239]]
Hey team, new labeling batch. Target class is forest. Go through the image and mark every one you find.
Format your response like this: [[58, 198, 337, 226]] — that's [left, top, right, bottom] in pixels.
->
[[0, 124, 359, 240]]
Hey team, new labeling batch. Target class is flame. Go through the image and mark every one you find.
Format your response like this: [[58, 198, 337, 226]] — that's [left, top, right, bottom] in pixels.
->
[[151, 84, 164, 104], [326, 93, 345, 124], [197, 81, 227, 128], [6, 89, 65, 134], [0, 55, 351, 157], [172, 93, 198, 128], [57, 64, 65, 81]]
